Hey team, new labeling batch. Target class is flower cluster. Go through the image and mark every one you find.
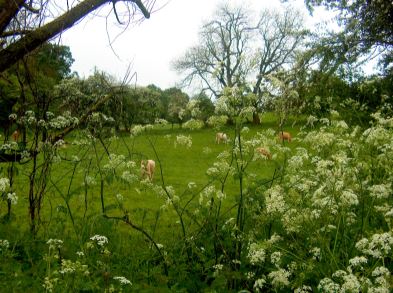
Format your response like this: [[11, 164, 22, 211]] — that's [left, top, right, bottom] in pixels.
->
[[174, 135, 192, 148], [0, 178, 10, 192], [90, 235, 108, 247]]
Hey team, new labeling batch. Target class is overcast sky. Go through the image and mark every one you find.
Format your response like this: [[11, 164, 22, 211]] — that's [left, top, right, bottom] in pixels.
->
[[61, 0, 327, 93]]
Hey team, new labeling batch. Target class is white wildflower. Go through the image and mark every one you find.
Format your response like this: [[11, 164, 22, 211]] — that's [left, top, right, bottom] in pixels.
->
[[318, 278, 340, 293], [7, 192, 18, 205], [372, 266, 390, 277], [121, 171, 137, 183], [90, 235, 108, 247], [0, 178, 10, 192], [0, 239, 10, 252], [253, 277, 266, 292], [294, 285, 313, 293], [212, 264, 224, 277], [369, 184, 391, 199], [247, 243, 266, 265], [113, 276, 132, 286], [311, 247, 321, 261], [348, 256, 368, 269], [174, 135, 192, 148], [265, 185, 286, 215], [268, 268, 290, 288], [130, 125, 144, 136], [47, 239, 63, 250], [84, 175, 96, 186], [271, 251, 282, 267], [8, 113, 17, 120]]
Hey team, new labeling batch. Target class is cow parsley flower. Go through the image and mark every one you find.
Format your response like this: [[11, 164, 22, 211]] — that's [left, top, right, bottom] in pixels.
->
[[348, 256, 368, 270], [130, 125, 144, 136], [369, 184, 391, 199], [113, 276, 132, 286], [0, 178, 10, 192], [8, 113, 17, 120], [7, 192, 18, 205], [372, 266, 390, 277], [271, 251, 282, 267], [268, 268, 290, 288], [265, 185, 286, 215], [83, 175, 96, 186], [341, 273, 361, 292], [121, 171, 137, 183], [42, 277, 58, 292], [59, 259, 89, 275], [294, 285, 313, 293], [90, 235, 108, 247], [212, 264, 224, 277], [356, 233, 393, 259], [318, 278, 340, 292], [174, 135, 192, 148], [247, 243, 266, 265], [0, 239, 10, 252], [47, 239, 63, 250], [311, 247, 321, 261], [254, 277, 266, 292]]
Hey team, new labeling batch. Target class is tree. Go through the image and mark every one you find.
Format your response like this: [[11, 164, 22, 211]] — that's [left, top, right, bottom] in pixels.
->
[[173, 3, 306, 124], [297, 0, 393, 74], [0, 0, 152, 73], [173, 4, 252, 97], [191, 92, 215, 123], [165, 87, 189, 127]]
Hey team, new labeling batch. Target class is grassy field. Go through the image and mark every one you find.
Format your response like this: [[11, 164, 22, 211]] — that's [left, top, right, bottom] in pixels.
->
[[0, 113, 315, 291]]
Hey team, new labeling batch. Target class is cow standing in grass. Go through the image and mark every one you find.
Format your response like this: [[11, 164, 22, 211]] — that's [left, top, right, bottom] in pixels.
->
[[278, 131, 292, 143], [141, 159, 155, 181], [11, 130, 20, 142], [216, 132, 228, 144], [256, 147, 272, 160]]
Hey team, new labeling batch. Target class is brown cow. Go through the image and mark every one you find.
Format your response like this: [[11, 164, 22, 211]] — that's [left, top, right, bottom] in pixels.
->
[[256, 147, 272, 160], [278, 131, 292, 143], [11, 130, 20, 142]]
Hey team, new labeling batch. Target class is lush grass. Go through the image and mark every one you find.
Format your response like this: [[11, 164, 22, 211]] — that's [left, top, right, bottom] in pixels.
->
[[0, 114, 308, 291]]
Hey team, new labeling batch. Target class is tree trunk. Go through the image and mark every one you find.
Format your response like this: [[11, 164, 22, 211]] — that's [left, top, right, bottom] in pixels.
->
[[252, 112, 260, 125]]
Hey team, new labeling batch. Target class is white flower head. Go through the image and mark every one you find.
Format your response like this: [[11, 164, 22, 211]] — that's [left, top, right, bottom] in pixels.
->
[[113, 276, 132, 286], [90, 235, 108, 247]]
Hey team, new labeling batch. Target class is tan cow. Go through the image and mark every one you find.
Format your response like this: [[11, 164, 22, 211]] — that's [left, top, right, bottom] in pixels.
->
[[278, 131, 292, 143], [141, 159, 156, 181], [216, 132, 228, 144], [256, 147, 272, 160], [11, 130, 20, 142]]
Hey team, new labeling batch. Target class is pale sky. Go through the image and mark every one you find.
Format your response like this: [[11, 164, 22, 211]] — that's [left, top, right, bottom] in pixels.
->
[[60, 0, 325, 93]]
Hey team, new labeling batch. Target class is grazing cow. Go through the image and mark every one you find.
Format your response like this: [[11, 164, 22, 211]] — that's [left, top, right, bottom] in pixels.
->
[[256, 147, 272, 160], [216, 132, 228, 144], [11, 130, 20, 142], [278, 131, 292, 143], [141, 159, 156, 181]]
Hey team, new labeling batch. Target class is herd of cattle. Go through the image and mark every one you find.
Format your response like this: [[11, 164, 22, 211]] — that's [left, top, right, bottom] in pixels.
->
[[142, 131, 292, 181], [9, 129, 292, 182]]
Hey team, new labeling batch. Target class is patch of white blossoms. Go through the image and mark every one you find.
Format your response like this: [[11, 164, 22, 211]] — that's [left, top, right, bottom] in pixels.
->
[[174, 135, 192, 148]]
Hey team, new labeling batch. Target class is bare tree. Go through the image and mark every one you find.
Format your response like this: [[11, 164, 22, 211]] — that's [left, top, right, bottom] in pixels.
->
[[173, 3, 307, 124], [251, 7, 307, 123], [0, 0, 153, 73], [173, 4, 253, 98]]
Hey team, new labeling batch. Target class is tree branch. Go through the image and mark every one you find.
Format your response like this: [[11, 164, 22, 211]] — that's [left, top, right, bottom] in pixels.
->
[[0, 0, 150, 73]]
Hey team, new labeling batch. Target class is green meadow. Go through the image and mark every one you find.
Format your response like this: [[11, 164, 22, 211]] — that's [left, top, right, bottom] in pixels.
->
[[1, 113, 302, 291], [2, 112, 392, 292]]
